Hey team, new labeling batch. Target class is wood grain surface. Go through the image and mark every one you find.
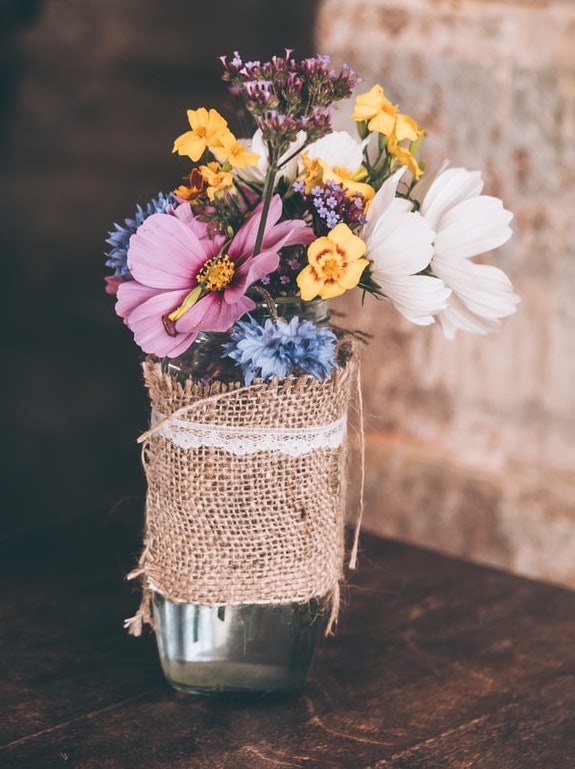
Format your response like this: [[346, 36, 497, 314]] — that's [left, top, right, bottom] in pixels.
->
[[1, 506, 574, 768]]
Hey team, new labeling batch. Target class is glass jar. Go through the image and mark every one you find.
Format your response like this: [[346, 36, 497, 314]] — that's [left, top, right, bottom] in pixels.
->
[[161, 297, 329, 384], [149, 296, 334, 695], [152, 594, 329, 695]]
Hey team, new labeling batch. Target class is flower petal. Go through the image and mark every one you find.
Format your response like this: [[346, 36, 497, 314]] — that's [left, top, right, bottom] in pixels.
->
[[228, 195, 283, 259], [241, 249, 281, 289], [128, 212, 217, 289], [124, 290, 197, 357], [175, 292, 254, 334], [417, 167, 484, 230], [297, 264, 325, 301], [376, 273, 451, 325], [115, 280, 168, 321], [367, 205, 434, 276], [432, 259, 520, 320], [433, 196, 513, 261], [362, 169, 406, 243], [304, 131, 365, 172], [173, 203, 226, 246], [229, 195, 313, 264], [437, 295, 507, 339]]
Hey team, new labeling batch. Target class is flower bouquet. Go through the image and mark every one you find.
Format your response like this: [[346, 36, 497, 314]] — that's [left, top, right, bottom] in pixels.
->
[[106, 51, 518, 694]]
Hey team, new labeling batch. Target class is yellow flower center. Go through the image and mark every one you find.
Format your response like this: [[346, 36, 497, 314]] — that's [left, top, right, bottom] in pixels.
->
[[164, 253, 236, 331], [196, 254, 235, 292], [315, 247, 346, 281]]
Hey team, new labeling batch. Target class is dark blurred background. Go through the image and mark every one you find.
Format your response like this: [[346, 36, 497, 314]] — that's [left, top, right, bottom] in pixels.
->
[[0, 0, 320, 538]]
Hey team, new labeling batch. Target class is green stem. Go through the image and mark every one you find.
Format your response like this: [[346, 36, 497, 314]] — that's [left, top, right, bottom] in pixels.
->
[[253, 149, 279, 257]]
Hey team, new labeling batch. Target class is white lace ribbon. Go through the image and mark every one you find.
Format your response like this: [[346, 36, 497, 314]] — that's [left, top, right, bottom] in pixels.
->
[[150, 408, 347, 457]]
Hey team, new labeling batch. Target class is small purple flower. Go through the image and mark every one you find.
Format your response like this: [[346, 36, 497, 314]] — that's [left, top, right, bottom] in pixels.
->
[[220, 51, 357, 151], [295, 179, 368, 236]]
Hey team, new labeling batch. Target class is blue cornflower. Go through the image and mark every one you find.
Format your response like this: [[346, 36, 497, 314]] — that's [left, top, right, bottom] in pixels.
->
[[223, 315, 338, 386], [105, 192, 177, 277]]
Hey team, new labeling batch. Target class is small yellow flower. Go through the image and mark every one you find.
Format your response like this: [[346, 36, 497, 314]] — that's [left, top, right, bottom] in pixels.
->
[[388, 128, 424, 180], [199, 162, 234, 201], [211, 130, 260, 169], [297, 223, 369, 300], [300, 153, 325, 193], [300, 153, 375, 204], [172, 108, 230, 161], [351, 84, 419, 142], [323, 163, 375, 205]]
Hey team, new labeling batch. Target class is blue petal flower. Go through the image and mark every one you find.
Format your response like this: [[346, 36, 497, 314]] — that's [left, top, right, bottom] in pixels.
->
[[223, 315, 338, 385], [105, 192, 177, 277]]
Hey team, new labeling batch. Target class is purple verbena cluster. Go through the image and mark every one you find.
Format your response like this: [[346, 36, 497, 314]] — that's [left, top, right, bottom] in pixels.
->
[[259, 246, 304, 295], [220, 50, 358, 153], [293, 179, 367, 235]]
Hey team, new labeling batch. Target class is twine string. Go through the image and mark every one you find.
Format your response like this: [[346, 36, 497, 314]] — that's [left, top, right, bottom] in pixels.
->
[[137, 383, 261, 445], [348, 363, 365, 570]]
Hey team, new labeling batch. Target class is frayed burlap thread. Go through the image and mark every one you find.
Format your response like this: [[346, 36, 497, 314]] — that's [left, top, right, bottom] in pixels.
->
[[126, 335, 360, 635]]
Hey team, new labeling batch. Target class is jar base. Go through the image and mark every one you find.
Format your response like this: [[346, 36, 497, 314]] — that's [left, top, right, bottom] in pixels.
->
[[152, 593, 328, 695], [159, 659, 309, 695]]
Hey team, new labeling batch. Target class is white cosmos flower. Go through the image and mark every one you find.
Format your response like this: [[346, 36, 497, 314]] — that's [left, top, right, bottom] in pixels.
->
[[413, 166, 519, 338], [303, 130, 365, 171], [361, 170, 451, 326], [236, 129, 306, 186]]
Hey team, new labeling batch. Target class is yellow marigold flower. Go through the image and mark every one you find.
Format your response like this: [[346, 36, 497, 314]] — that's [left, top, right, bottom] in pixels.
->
[[389, 112, 419, 143], [297, 223, 369, 300], [172, 108, 230, 162], [351, 84, 419, 142], [211, 130, 260, 169], [199, 162, 234, 201], [388, 129, 424, 180]]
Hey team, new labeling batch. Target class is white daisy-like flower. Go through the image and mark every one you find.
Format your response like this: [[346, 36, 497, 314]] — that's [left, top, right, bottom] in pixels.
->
[[236, 129, 306, 187], [360, 170, 451, 326], [303, 130, 365, 171], [413, 165, 519, 338]]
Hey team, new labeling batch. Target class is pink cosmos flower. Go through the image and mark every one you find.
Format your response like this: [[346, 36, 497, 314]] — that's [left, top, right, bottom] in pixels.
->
[[115, 195, 314, 357]]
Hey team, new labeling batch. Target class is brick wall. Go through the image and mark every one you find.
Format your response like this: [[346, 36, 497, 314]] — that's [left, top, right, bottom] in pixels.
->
[[317, 0, 575, 586]]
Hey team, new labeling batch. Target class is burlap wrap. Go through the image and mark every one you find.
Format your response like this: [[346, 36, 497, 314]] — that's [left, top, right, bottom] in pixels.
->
[[127, 335, 360, 633]]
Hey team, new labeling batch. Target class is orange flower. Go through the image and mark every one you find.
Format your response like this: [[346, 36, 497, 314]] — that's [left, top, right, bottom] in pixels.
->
[[173, 168, 209, 202]]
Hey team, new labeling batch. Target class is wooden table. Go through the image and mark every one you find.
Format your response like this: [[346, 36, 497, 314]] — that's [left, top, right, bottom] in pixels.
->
[[1, 508, 574, 768]]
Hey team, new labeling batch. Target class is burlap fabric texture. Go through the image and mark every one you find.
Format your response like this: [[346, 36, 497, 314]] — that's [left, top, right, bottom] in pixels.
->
[[126, 334, 360, 635]]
